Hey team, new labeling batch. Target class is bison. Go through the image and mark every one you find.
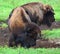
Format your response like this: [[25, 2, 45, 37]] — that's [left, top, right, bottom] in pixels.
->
[[21, 2, 55, 27], [8, 7, 41, 48], [8, 2, 55, 48], [8, 22, 41, 48]]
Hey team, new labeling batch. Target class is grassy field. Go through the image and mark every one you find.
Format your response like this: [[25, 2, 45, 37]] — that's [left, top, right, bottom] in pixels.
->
[[0, 46, 60, 54], [0, 0, 60, 54], [42, 28, 60, 39], [0, 0, 60, 21]]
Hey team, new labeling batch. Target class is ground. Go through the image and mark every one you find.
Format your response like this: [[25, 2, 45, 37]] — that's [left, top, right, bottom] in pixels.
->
[[0, 21, 60, 48]]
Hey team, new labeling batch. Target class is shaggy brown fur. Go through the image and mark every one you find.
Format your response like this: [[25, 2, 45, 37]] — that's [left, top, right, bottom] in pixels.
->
[[8, 2, 55, 48], [8, 22, 41, 48], [8, 7, 41, 47], [21, 2, 55, 27]]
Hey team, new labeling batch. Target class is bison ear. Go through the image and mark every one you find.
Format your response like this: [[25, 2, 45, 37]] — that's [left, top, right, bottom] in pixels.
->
[[43, 5, 54, 14]]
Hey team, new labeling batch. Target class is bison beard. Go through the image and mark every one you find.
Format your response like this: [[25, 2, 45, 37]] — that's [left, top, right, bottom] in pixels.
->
[[8, 7, 41, 48]]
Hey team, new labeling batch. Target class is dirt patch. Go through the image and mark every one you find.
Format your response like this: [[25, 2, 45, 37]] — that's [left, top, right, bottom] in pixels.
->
[[0, 21, 60, 48], [0, 28, 10, 46], [33, 38, 60, 48]]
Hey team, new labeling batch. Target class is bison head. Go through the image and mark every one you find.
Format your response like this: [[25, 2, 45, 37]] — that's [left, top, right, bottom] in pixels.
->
[[42, 5, 55, 27]]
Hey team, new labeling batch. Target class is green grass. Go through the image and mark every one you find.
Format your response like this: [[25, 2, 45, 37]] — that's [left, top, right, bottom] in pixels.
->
[[0, 0, 60, 21], [0, 0, 60, 54], [0, 46, 60, 54], [42, 28, 60, 39], [1, 23, 8, 28]]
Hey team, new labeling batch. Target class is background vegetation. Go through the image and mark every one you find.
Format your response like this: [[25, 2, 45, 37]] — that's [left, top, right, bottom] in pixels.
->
[[0, 0, 60, 21], [0, 0, 60, 54]]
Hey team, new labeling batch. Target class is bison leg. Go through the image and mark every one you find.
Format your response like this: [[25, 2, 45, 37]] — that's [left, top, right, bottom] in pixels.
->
[[8, 34, 18, 47]]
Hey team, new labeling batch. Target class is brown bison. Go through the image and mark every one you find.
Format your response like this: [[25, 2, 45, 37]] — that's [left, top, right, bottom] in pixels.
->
[[21, 2, 55, 27], [8, 2, 55, 47], [8, 7, 41, 47]]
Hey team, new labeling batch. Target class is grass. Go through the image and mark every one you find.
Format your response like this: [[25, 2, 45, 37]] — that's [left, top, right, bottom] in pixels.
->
[[1, 23, 8, 28], [0, 46, 60, 54], [42, 28, 60, 39], [0, 0, 60, 21], [0, 0, 60, 54]]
